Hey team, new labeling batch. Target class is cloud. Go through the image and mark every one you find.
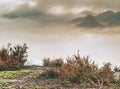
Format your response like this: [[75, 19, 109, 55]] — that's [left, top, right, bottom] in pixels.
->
[[2, 3, 45, 18], [1, 0, 120, 15], [35, 0, 120, 12], [1, 0, 120, 24], [1, 3, 72, 25]]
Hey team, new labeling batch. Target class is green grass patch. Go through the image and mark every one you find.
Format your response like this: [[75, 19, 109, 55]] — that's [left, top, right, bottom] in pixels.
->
[[0, 70, 32, 79], [116, 87, 120, 89], [0, 81, 5, 86], [60, 80, 68, 86]]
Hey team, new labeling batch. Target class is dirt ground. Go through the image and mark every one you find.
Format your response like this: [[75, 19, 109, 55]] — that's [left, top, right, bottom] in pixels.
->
[[0, 66, 117, 89]]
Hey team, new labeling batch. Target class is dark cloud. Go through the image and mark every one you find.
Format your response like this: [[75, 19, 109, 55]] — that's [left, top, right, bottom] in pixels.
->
[[2, 4, 45, 19], [1, 2, 72, 24], [1, 0, 120, 24]]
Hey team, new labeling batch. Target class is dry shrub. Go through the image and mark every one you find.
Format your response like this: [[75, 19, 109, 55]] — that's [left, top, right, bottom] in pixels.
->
[[58, 54, 100, 85], [42, 58, 50, 67], [98, 63, 114, 86], [38, 68, 59, 79], [43, 58, 63, 67], [0, 43, 28, 71], [114, 66, 120, 72], [42, 52, 115, 88], [59, 54, 114, 87]]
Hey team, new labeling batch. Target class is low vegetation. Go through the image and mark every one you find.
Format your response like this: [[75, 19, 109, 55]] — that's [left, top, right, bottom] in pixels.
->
[[0, 43, 28, 71], [0, 44, 119, 88], [59, 79, 68, 86], [0, 70, 31, 79], [43, 58, 64, 67], [42, 52, 120, 88], [114, 66, 120, 72]]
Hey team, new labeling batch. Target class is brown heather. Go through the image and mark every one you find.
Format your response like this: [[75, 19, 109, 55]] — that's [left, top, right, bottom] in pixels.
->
[[42, 51, 119, 88], [0, 43, 28, 71]]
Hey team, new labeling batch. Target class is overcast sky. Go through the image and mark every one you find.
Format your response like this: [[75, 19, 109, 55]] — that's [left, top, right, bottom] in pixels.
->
[[1, 0, 120, 13], [0, 0, 120, 25], [0, 0, 120, 20], [0, 0, 120, 66]]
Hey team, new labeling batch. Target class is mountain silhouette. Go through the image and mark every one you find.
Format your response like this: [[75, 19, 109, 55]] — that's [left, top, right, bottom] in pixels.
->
[[97, 10, 114, 22], [71, 10, 120, 27], [76, 15, 102, 27]]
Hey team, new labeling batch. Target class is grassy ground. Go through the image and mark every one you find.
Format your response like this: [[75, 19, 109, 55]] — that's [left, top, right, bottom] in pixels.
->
[[0, 66, 119, 89], [0, 70, 32, 79]]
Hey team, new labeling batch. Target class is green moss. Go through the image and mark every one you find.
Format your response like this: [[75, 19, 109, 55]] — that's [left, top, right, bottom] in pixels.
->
[[116, 87, 120, 89], [0, 81, 5, 86], [60, 80, 68, 86], [0, 70, 31, 79]]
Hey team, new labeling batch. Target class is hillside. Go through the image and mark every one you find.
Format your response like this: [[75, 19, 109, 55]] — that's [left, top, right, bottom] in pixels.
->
[[71, 10, 120, 27]]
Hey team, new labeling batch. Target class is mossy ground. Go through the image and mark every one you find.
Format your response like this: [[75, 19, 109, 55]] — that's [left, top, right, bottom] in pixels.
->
[[0, 66, 119, 89], [0, 70, 32, 79]]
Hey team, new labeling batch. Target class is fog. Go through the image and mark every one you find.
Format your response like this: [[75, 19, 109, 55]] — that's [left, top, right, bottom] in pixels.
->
[[0, 18, 120, 67]]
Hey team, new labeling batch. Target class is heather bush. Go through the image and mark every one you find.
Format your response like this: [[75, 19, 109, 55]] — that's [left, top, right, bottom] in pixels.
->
[[43, 58, 63, 67], [41, 52, 115, 88], [42, 58, 50, 67], [114, 66, 120, 72], [38, 68, 59, 79], [0, 43, 28, 71], [58, 54, 100, 86]]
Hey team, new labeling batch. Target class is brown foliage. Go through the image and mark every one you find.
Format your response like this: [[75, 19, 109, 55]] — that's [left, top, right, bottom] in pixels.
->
[[43, 58, 64, 67], [0, 43, 28, 71], [114, 66, 120, 72], [42, 52, 115, 88]]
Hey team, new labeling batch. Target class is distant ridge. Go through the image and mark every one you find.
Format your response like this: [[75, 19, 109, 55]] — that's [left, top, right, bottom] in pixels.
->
[[76, 15, 102, 27], [71, 10, 120, 27]]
